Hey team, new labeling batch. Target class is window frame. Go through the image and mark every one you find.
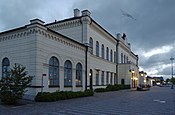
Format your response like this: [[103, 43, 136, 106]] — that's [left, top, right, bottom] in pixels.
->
[[2, 57, 10, 78], [64, 60, 72, 87], [48, 56, 59, 87], [101, 44, 104, 59], [76, 63, 82, 86], [96, 41, 99, 57], [106, 47, 109, 61]]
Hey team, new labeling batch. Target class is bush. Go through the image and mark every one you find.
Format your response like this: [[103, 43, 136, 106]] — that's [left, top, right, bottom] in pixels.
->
[[35, 92, 55, 102], [95, 84, 130, 93], [0, 91, 17, 104], [94, 88, 107, 93], [35, 90, 94, 102]]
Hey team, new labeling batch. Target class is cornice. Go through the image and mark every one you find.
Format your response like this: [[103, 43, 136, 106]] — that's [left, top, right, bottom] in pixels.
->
[[47, 19, 81, 30], [0, 25, 86, 52]]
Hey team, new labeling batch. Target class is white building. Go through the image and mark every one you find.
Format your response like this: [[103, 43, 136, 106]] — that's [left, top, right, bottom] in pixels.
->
[[0, 9, 139, 99]]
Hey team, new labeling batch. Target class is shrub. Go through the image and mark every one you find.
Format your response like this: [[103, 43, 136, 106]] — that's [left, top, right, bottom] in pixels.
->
[[95, 84, 130, 93], [34, 92, 55, 102], [94, 88, 107, 92], [35, 90, 94, 102]]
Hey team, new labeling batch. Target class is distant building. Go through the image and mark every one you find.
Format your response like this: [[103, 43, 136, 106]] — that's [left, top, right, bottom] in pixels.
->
[[146, 76, 155, 86], [139, 71, 147, 86], [153, 77, 164, 84], [0, 9, 139, 99]]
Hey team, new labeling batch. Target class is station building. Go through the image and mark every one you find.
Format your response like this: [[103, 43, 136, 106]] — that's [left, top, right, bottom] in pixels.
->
[[0, 9, 139, 99]]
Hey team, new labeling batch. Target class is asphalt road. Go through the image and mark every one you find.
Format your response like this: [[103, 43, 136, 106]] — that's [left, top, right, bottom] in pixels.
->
[[0, 86, 175, 115]]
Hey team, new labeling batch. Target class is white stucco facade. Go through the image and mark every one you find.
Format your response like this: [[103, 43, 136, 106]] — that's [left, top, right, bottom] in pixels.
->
[[0, 9, 139, 99], [0, 19, 86, 99]]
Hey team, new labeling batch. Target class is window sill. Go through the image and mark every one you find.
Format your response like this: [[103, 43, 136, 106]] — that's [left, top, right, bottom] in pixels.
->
[[64, 86, 73, 87], [76, 85, 83, 87], [49, 85, 60, 88]]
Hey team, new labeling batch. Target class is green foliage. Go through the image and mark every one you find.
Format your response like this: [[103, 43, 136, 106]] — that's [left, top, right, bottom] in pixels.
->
[[0, 64, 33, 105], [94, 88, 108, 92], [165, 78, 171, 83], [35, 89, 94, 102], [94, 84, 130, 93], [171, 77, 175, 84]]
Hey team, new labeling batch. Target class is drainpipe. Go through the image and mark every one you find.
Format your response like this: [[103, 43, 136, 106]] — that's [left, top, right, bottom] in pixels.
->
[[116, 40, 119, 84], [85, 45, 88, 90]]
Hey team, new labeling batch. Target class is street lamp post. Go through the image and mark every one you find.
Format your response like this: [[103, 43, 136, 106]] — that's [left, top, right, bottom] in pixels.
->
[[170, 57, 174, 89]]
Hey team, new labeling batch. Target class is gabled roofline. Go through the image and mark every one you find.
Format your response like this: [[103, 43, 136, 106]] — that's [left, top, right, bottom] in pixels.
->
[[90, 18, 118, 42], [46, 28, 86, 47], [45, 16, 119, 43]]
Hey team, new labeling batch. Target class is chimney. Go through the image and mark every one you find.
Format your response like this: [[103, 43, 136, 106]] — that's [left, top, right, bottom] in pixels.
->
[[82, 10, 91, 16], [74, 8, 80, 17], [116, 33, 122, 39], [30, 19, 45, 25]]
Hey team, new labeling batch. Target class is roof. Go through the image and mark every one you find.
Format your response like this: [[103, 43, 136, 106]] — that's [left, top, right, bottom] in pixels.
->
[[45, 16, 81, 26], [0, 26, 27, 35]]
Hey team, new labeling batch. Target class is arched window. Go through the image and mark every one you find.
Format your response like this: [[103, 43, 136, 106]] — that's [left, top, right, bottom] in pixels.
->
[[76, 63, 82, 86], [2, 57, 10, 77], [89, 37, 93, 54], [64, 60, 72, 86], [49, 57, 59, 86], [121, 53, 123, 63], [96, 41, 99, 57], [101, 44, 104, 59], [110, 49, 113, 62], [106, 47, 109, 61]]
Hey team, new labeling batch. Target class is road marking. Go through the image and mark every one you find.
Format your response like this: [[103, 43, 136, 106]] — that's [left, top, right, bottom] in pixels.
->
[[153, 99, 166, 103]]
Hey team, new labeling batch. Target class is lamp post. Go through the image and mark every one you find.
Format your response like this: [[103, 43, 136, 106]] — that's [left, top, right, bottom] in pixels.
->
[[170, 57, 174, 89]]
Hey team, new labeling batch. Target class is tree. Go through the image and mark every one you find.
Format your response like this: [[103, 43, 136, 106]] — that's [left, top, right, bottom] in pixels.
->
[[0, 64, 33, 104], [165, 78, 170, 83], [171, 77, 175, 85]]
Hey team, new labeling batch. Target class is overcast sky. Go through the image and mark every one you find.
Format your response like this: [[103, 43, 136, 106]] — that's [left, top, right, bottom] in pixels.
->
[[1, 0, 175, 79]]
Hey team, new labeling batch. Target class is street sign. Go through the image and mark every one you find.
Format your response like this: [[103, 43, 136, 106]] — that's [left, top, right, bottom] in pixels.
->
[[42, 74, 47, 76]]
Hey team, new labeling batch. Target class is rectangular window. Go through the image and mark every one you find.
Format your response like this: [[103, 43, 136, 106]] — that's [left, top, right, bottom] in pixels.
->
[[121, 53, 123, 63], [106, 47, 109, 61], [114, 51, 116, 63], [114, 73, 117, 84], [110, 50, 113, 62], [101, 71, 104, 85], [106, 72, 109, 85], [110, 73, 113, 85], [96, 71, 99, 85]]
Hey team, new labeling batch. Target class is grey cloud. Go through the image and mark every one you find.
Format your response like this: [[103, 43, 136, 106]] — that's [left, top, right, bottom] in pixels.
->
[[0, 0, 50, 31]]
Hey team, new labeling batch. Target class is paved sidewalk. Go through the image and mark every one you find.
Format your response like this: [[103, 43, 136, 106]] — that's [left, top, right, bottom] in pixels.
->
[[0, 86, 175, 115]]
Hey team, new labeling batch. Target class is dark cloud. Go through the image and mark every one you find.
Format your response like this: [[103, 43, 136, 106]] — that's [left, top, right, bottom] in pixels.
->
[[72, 0, 175, 77], [1, 0, 175, 78]]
